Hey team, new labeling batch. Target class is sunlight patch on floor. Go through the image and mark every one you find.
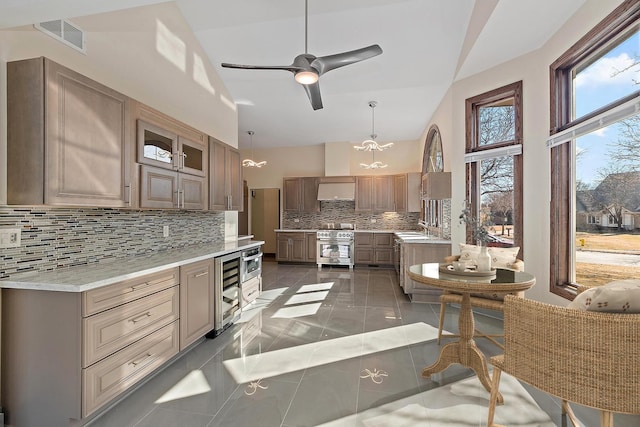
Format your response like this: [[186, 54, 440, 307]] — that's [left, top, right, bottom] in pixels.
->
[[154, 370, 211, 404], [222, 322, 440, 384]]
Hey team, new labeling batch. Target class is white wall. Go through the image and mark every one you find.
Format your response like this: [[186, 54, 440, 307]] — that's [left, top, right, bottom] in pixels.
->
[[426, 0, 625, 305], [0, 2, 238, 204]]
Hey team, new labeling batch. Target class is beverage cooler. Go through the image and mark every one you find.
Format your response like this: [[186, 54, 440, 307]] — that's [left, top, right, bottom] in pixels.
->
[[213, 251, 241, 334]]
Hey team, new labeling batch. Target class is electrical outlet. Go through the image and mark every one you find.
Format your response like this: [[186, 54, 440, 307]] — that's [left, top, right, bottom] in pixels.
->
[[163, 225, 170, 238], [294, 219, 300, 223], [371, 219, 377, 223], [0, 228, 21, 248]]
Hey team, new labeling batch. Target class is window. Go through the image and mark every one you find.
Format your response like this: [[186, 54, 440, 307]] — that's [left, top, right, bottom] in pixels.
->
[[550, 0, 640, 298], [465, 82, 523, 255], [423, 125, 444, 173], [421, 125, 450, 236]]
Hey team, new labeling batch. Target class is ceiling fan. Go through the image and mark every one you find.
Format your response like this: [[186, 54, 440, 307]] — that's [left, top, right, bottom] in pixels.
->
[[221, 0, 382, 110]]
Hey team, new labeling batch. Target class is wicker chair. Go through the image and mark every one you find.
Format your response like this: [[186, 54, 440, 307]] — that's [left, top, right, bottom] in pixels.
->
[[487, 294, 640, 427], [437, 254, 524, 349]]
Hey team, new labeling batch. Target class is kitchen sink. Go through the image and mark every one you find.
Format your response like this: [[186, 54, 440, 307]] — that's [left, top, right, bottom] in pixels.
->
[[395, 232, 433, 240]]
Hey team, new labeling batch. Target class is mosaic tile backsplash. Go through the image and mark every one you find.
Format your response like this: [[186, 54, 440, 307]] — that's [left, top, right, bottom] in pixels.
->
[[282, 200, 452, 239], [0, 207, 225, 279]]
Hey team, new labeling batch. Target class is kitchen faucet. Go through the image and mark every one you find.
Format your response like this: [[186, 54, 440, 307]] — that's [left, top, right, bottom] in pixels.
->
[[417, 220, 429, 235]]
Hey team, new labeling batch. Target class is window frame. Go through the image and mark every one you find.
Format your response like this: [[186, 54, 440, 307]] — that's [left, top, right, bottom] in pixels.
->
[[465, 81, 523, 257], [549, 0, 640, 299]]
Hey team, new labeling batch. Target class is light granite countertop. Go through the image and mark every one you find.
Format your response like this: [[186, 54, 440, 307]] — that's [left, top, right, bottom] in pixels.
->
[[275, 228, 450, 244], [0, 239, 264, 293]]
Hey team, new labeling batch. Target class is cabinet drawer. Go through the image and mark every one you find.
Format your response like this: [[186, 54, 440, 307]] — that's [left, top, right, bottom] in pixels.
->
[[83, 268, 179, 316], [241, 276, 261, 307], [82, 321, 179, 417], [83, 286, 179, 367]]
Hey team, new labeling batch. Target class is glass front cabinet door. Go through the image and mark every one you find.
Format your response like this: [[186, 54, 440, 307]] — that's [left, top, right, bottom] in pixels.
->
[[137, 120, 207, 177]]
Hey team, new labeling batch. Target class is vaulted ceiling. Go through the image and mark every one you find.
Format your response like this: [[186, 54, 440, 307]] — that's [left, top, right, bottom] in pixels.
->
[[1, 0, 586, 149]]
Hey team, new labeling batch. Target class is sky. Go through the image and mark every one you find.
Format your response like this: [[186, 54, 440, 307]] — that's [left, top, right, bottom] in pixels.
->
[[574, 30, 640, 186]]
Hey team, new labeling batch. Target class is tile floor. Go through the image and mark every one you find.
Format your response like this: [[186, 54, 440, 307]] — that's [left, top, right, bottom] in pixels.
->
[[88, 261, 640, 427]]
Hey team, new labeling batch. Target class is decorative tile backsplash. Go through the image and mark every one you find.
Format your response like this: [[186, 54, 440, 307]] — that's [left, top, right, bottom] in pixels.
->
[[0, 207, 225, 279], [282, 200, 452, 239], [282, 200, 421, 230]]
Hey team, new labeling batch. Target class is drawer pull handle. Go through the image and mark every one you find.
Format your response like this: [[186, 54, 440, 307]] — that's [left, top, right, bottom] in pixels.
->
[[194, 271, 209, 278], [129, 312, 152, 323], [131, 282, 154, 291], [247, 290, 257, 297], [129, 353, 152, 367]]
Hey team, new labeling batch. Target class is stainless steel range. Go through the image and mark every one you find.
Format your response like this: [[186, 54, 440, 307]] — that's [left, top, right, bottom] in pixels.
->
[[317, 227, 355, 269]]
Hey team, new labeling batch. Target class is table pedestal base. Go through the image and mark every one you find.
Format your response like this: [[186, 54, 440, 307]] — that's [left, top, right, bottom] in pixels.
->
[[422, 292, 504, 404]]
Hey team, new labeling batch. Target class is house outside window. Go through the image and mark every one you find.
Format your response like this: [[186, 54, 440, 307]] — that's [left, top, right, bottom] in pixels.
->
[[465, 81, 523, 255], [549, 0, 640, 297]]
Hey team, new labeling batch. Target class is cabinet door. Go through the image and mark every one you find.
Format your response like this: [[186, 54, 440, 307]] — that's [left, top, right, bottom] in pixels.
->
[[179, 174, 207, 210], [373, 176, 394, 212], [45, 59, 132, 207], [140, 165, 178, 209], [137, 120, 178, 170], [354, 248, 374, 264], [290, 237, 306, 262], [178, 136, 207, 177], [227, 146, 243, 211], [209, 138, 227, 210], [305, 233, 317, 262], [374, 249, 393, 264], [355, 176, 373, 211], [301, 177, 320, 212], [394, 174, 407, 212], [209, 139, 242, 211], [406, 173, 422, 212], [283, 178, 301, 211], [374, 233, 393, 248], [276, 236, 291, 261], [355, 232, 373, 247], [180, 259, 214, 350]]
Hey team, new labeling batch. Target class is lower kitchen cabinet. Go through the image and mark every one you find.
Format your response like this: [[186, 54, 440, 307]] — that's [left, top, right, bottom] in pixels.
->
[[305, 232, 317, 262], [1, 267, 187, 426], [355, 232, 394, 266], [276, 232, 307, 262], [399, 242, 451, 300], [179, 259, 215, 350]]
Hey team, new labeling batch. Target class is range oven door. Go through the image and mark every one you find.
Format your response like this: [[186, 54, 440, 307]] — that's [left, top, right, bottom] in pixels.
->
[[316, 240, 353, 267]]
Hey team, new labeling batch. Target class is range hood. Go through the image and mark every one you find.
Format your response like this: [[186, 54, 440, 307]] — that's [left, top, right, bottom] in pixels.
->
[[317, 182, 355, 201]]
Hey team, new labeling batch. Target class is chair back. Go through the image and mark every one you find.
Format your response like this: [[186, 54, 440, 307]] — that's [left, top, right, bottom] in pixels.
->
[[501, 295, 640, 414]]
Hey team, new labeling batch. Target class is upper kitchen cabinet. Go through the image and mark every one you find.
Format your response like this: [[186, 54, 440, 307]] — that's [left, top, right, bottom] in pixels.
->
[[137, 120, 207, 178], [283, 177, 320, 212], [394, 173, 421, 213], [355, 176, 394, 212], [209, 138, 243, 211], [7, 57, 133, 207], [133, 102, 208, 210]]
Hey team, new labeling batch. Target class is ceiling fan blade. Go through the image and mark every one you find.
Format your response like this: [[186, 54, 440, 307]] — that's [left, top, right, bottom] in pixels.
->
[[221, 62, 303, 72], [311, 44, 383, 75], [302, 81, 323, 110]]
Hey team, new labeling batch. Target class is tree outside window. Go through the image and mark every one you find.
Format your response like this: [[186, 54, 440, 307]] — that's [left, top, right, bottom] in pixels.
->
[[550, 0, 640, 296], [465, 82, 523, 255]]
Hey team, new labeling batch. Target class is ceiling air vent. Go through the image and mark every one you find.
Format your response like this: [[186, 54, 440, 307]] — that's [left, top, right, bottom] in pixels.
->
[[34, 19, 86, 54]]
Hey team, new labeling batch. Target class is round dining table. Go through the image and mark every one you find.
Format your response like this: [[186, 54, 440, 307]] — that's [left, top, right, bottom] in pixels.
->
[[408, 263, 535, 402]]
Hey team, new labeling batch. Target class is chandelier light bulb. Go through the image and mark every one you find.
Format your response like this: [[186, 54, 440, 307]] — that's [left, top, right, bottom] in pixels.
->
[[356, 101, 392, 167], [243, 130, 267, 168]]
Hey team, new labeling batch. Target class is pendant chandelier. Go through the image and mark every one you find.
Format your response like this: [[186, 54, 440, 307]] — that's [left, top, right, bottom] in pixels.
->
[[242, 130, 267, 168], [355, 101, 392, 168]]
